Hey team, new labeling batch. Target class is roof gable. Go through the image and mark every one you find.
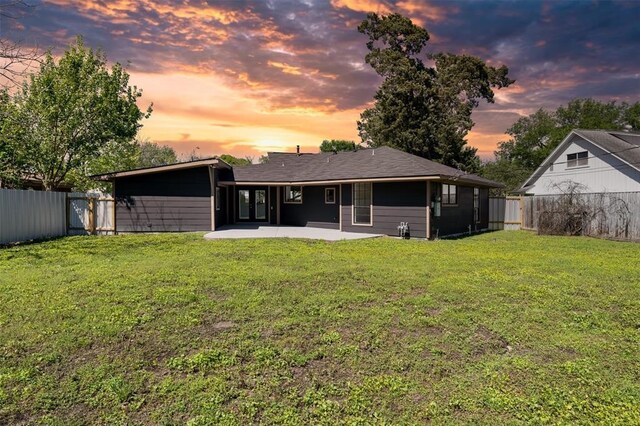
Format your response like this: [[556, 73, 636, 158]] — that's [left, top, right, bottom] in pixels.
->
[[520, 129, 640, 190]]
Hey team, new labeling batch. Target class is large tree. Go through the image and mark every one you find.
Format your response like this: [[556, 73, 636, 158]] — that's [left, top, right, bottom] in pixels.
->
[[7, 37, 151, 190], [357, 13, 513, 172], [137, 140, 178, 168], [485, 98, 640, 192], [319, 139, 360, 152]]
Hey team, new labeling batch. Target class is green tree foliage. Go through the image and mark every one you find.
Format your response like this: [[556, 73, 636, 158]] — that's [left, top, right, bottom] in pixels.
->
[[4, 37, 151, 190], [485, 99, 640, 191], [219, 154, 252, 166], [357, 13, 513, 172], [0, 89, 23, 187], [319, 139, 360, 152], [137, 140, 178, 168]]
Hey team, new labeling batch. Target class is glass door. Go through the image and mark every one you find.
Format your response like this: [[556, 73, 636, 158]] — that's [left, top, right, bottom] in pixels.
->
[[238, 189, 250, 220], [255, 190, 266, 220], [237, 187, 268, 222]]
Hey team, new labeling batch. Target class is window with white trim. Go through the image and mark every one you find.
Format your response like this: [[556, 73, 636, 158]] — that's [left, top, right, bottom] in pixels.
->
[[473, 187, 480, 223], [442, 184, 457, 205], [567, 151, 588, 168], [215, 187, 221, 210], [325, 187, 336, 204], [284, 185, 302, 203], [352, 183, 372, 225]]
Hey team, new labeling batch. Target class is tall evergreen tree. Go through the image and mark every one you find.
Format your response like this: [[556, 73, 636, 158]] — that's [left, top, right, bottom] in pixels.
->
[[357, 13, 513, 172]]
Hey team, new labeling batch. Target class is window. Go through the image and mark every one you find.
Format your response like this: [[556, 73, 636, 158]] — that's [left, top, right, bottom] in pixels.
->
[[473, 187, 480, 223], [442, 184, 457, 205], [567, 151, 588, 168], [284, 185, 302, 203], [325, 188, 336, 204], [352, 183, 372, 225], [215, 187, 221, 211]]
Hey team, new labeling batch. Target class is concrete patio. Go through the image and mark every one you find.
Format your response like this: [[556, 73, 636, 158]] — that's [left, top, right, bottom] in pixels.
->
[[204, 225, 383, 241]]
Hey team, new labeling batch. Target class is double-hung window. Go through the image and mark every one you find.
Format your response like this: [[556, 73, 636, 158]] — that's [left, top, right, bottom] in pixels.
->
[[567, 151, 588, 168], [352, 183, 372, 225], [284, 186, 302, 203], [442, 184, 457, 205]]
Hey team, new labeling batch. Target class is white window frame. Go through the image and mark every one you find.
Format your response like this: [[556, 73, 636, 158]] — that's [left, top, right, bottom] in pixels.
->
[[351, 182, 373, 226], [325, 187, 336, 204], [567, 151, 589, 168], [442, 183, 457, 206], [283, 185, 303, 204], [215, 187, 221, 211]]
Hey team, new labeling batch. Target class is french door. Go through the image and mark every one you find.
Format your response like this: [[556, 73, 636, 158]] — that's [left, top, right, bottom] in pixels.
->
[[237, 188, 268, 222]]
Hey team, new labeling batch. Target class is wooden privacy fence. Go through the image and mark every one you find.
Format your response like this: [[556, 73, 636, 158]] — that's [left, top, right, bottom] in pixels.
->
[[488, 196, 522, 230], [0, 189, 114, 245], [521, 192, 640, 241], [67, 192, 115, 236]]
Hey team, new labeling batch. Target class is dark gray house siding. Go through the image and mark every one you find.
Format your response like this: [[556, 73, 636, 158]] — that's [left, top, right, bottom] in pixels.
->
[[280, 185, 340, 229], [341, 181, 428, 238], [114, 167, 212, 232], [432, 184, 489, 237]]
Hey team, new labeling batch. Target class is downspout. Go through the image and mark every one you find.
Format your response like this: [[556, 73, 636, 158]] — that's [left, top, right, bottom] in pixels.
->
[[208, 166, 216, 231], [426, 180, 431, 240]]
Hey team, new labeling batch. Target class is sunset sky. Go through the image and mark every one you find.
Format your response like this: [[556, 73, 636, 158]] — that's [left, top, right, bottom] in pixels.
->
[[2, 0, 639, 160]]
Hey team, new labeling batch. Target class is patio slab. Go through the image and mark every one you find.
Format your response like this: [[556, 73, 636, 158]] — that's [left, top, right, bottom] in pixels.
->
[[204, 225, 383, 241]]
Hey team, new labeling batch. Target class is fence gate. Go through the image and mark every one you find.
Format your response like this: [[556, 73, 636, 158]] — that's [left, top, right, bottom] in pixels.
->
[[488, 196, 522, 230], [67, 193, 115, 235]]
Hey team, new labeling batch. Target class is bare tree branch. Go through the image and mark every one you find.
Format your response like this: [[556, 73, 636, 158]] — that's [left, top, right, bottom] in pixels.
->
[[0, 0, 41, 89]]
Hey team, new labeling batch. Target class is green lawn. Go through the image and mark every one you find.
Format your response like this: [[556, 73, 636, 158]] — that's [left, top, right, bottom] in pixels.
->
[[1, 232, 639, 424]]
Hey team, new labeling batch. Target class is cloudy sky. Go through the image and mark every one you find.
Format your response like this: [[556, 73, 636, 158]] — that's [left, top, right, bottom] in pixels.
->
[[2, 0, 639, 159]]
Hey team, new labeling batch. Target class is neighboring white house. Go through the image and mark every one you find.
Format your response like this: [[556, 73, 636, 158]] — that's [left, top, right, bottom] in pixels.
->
[[518, 129, 640, 195]]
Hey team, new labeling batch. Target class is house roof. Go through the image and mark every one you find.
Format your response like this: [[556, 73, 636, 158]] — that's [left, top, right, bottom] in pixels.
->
[[520, 129, 640, 191], [227, 146, 503, 187], [572, 129, 640, 166], [91, 157, 230, 180]]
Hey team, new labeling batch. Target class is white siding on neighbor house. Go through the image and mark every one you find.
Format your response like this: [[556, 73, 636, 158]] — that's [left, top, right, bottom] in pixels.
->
[[528, 135, 640, 195]]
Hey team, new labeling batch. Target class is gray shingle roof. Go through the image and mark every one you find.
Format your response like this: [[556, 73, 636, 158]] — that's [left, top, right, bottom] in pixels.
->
[[227, 146, 502, 187], [573, 129, 640, 167]]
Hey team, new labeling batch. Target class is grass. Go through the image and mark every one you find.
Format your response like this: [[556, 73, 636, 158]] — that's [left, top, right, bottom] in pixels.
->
[[0, 231, 639, 424]]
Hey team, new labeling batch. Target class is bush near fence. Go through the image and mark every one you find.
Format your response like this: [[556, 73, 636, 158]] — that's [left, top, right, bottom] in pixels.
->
[[522, 192, 640, 241]]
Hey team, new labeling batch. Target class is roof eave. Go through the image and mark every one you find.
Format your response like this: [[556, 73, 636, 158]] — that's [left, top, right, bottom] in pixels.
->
[[91, 158, 223, 180]]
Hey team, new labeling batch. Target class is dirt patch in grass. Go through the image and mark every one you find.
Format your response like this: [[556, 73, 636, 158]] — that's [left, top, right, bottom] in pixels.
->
[[470, 325, 511, 356]]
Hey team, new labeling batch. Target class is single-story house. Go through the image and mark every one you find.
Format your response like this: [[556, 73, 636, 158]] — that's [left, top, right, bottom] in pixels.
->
[[518, 129, 640, 195], [93, 146, 503, 239]]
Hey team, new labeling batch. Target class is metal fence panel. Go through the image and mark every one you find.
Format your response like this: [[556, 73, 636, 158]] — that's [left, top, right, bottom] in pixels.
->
[[0, 189, 67, 244], [489, 197, 521, 230]]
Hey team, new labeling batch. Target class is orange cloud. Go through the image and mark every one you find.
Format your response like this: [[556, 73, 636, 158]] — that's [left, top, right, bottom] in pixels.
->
[[330, 0, 392, 14], [267, 61, 303, 76]]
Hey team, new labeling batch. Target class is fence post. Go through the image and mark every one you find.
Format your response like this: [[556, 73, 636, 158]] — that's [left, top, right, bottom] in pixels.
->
[[88, 197, 96, 235]]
